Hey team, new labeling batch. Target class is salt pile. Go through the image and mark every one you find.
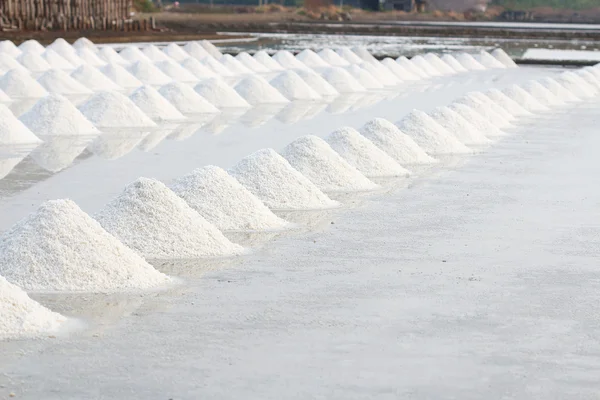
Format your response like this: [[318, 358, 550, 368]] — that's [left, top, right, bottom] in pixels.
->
[[296, 49, 330, 69], [0, 104, 42, 145], [474, 51, 507, 69], [574, 70, 600, 91], [16, 51, 52, 73], [229, 148, 338, 210], [397, 110, 472, 154], [194, 78, 250, 108], [160, 44, 187, 63], [294, 69, 339, 97], [537, 77, 579, 102], [129, 85, 186, 122], [0, 69, 48, 98], [346, 65, 384, 89], [220, 54, 253, 75], [336, 47, 364, 64], [454, 93, 513, 128], [447, 103, 505, 137], [321, 67, 366, 93], [555, 72, 595, 98], [0, 275, 66, 340], [253, 50, 284, 71], [351, 47, 378, 63], [41, 49, 75, 70], [37, 69, 92, 94], [326, 127, 409, 177], [155, 59, 199, 83], [181, 57, 218, 79], [200, 56, 235, 77], [51, 47, 84, 68], [158, 81, 219, 114], [171, 166, 289, 231], [76, 47, 106, 67], [72, 37, 96, 52], [409, 55, 442, 76], [502, 84, 548, 112], [266, 71, 319, 100], [79, 91, 156, 128], [199, 40, 223, 59], [128, 59, 172, 86], [98, 47, 129, 66], [141, 44, 170, 62], [427, 106, 492, 145], [381, 58, 419, 81], [455, 53, 486, 71], [119, 46, 151, 63], [272, 50, 309, 70], [520, 80, 564, 106], [235, 52, 270, 73], [0, 40, 22, 58], [47, 38, 74, 53], [100, 63, 143, 89], [423, 53, 455, 75], [18, 40, 45, 54], [95, 177, 242, 259], [361, 62, 400, 86], [484, 88, 531, 117], [440, 54, 468, 73], [280, 135, 378, 192], [235, 75, 289, 105], [0, 89, 11, 103], [71, 64, 123, 91], [397, 56, 429, 78], [491, 48, 518, 68]]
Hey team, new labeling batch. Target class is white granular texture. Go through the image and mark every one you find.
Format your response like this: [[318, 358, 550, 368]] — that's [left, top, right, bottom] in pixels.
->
[[127, 59, 172, 86], [346, 65, 384, 89], [181, 57, 218, 79], [129, 85, 187, 122], [20, 93, 99, 137], [201, 56, 235, 77], [491, 48, 518, 68], [474, 51, 507, 69], [18, 40, 45, 54], [455, 53, 487, 71], [158, 81, 219, 114], [0, 275, 66, 340], [0, 69, 47, 98], [321, 67, 366, 93], [101, 63, 143, 89], [294, 69, 339, 97], [361, 62, 400, 86], [78, 91, 157, 128], [71, 64, 123, 91], [16, 51, 52, 73], [409, 55, 443, 76], [453, 93, 512, 129], [229, 148, 338, 210], [427, 106, 492, 145], [0, 199, 170, 292], [351, 47, 378, 63], [381, 58, 419, 81], [447, 103, 506, 137], [326, 126, 410, 177], [161, 44, 188, 63], [96, 177, 243, 259], [520, 80, 564, 106], [171, 165, 289, 231], [41, 49, 75, 70], [502, 84, 548, 112], [253, 50, 284, 71], [76, 47, 106, 67], [119, 46, 151, 63], [318, 49, 350, 67], [195, 77, 250, 108], [72, 37, 96, 52], [220, 54, 253, 75], [0, 40, 22, 58], [272, 50, 309, 70], [296, 49, 331, 68], [397, 110, 472, 155], [98, 47, 129, 66], [235, 75, 289, 105], [336, 47, 364, 64], [0, 104, 41, 145], [537, 77, 579, 102], [360, 118, 436, 165], [155, 59, 199, 83], [280, 135, 378, 192], [423, 53, 456, 75], [183, 42, 211, 60], [440, 54, 468, 73], [554, 72, 595, 99], [270, 70, 322, 101], [141, 44, 170, 62], [37, 69, 92, 94], [397, 56, 429, 78], [484, 88, 532, 117], [199, 40, 223, 59], [235, 52, 270, 73]]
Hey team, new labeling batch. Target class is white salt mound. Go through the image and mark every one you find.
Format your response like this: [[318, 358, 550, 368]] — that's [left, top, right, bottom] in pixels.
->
[[129, 85, 186, 122], [181, 57, 218, 79], [272, 50, 309, 70], [163, 43, 190, 62], [280, 135, 378, 192], [397, 56, 429, 78], [520, 80, 564, 106], [296, 49, 330, 68], [235, 75, 289, 105], [381, 57, 419, 81], [410, 55, 442, 76], [0, 89, 10, 103], [183, 42, 211, 61], [155, 59, 199, 83], [455, 53, 486, 71], [0, 55, 30, 74], [484, 88, 531, 117], [454, 93, 512, 128], [538, 77, 579, 102], [220, 54, 253, 75], [41, 49, 75, 70], [20, 94, 99, 137], [195, 78, 250, 108], [397, 110, 472, 154], [47, 38, 75, 55], [128, 59, 172, 86], [78, 91, 157, 128], [199, 40, 223, 59], [37, 69, 92, 94], [98, 47, 130, 66], [76, 47, 106, 67], [440, 54, 468, 73], [575, 69, 600, 89], [294, 69, 339, 97], [336, 47, 364, 64], [71, 64, 123, 91], [101, 63, 143, 89], [17, 51, 52, 73], [72, 37, 96, 52], [0, 199, 170, 292], [158, 81, 219, 114], [0, 275, 66, 340], [317, 49, 349, 67], [427, 106, 492, 145], [253, 50, 284, 71], [491, 48, 518, 68], [235, 52, 270, 73], [18, 40, 45, 54], [200, 56, 235, 77], [447, 103, 505, 137], [361, 62, 400, 86], [52, 48, 84, 68], [142, 44, 171, 62], [0, 104, 42, 145], [321, 67, 366, 93], [270, 70, 322, 101], [474, 51, 507, 69], [171, 165, 289, 231], [0, 40, 21, 58], [502, 84, 548, 112], [351, 47, 378, 63], [96, 177, 243, 259], [423, 53, 455, 75], [346, 65, 384, 89], [119, 46, 151, 63], [326, 126, 410, 177], [469, 91, 516, 121], [555, 72, 595, 98], [229, 148, 338, 210]]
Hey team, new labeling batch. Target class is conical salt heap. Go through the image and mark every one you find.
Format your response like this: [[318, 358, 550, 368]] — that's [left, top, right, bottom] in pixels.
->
[[447, 103, 505, 137], [294, 69, 339, 97], [129, 85, 186, 122], [235, 75, 290, 105], [78, 91, 157, 128], [235, 52, 269, 73], [491, 48, 518, 68], [502, 84, 548, 112], [321, 67, 366, 93], [474, 51, 506, 69], [142, 44, 171, 62], [128, 59, 172, 86], [183, 42, 211, 61], [409, 55, 442, 76], [158, 81, 219, 114], [0, 69, 48, 98], [270, 70, 322, 101], [220, 54, 253, 75], [195, 78, 250, 108], [336, 47, 364, 64], [455, 53, 486, 71], [352, 46, 378, 63], [346, 65, 384, 89], [180, 57, 218, 79], [95, 177, 243, 259], [555, 72, 596, 99], [41, 49, 75, 71], [520, 80, 564, 107], [0, 40, 22, 58], [318, 49, 350, 67], [76, 47, 106, 67], [71, 64, 123, 92], [171, 165, 289, 231], [423, 53, 455, 75], [229, 148, 338, 210], [119, 46, 151, 64], [484, 89, 531, 117], [155, 59, 199, 84], [272, 50, 309, 70], [97, 47, 130, 66], [72, 37, 96, 52], [427, 106, 492, 146], [163, 43, 190, 62], [253, 50, 284, 71], [0, 199, 170, 292], [397, 56, 429, 78], [37, 69, 92, 95], [326, 127, 410, 177], [200, 56, 235, 77], [453, 93, 513, 129], [280, 135, 378, 192], [0, 104, 41, 145], [18, 40, 45, 54], [199, 40, 223, 59], [361, 62, 400, 86], [396, 110, 472, 155], [381, 58, 419, 81], [296, 49, 330, 68], [537, 77, 579, 102], [440, 54, 468, 73], [100, 63, 143, 89]]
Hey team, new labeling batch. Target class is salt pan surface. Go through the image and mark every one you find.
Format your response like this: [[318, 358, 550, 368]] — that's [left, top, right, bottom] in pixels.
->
[[155, 59, 199, 83], [346, 65, 384, 89], [397, 110, 472, 154], [317, 49, 349, 67], [296, 49, 330, 68], [183, 42, 211, 61], [79, 91, 157, 128], [455, 53, 486, 71], [0, 69, 48, 98], [409, 55, 442, 76], [336, 47, 364, 65], [397, 56, 429, 78], [0, 40, 22, 58], [18, 40, 45, 54], [502, 84, 548, 112], [253, 51, 285, 71], [484, 88, 531, 117], [37, 69, 92, 94], [520, 80, 564, 106], [381, 58, 419, 80], [129, 85, 186, 122], [158, 81, 219, 114], [294, 69, 339, 97], [98, 47, 129, 66], [76, 48, 106, 67], [423, 53, 455, 75], [537, 77, 579, 102], [491, 48, 518, 68], [128, 60, 172, 86], [119, 46, 151, 64], [427, 106, 492, 145], [235, 52, 270, 73], [440, 54, 468, 73], [272, 50, 309, 70], [235, 75, 289, 105], [101, 63, 143, 89], [447, 103, 505, 137], [0, 104, 41, 145], [220, 54, 253, 75], [41, 49, 75, 70], [71, 64, 123, 91], [17, 51, 52, 73], [181, 57, 219, 79], [321, 67, 366, 93], [195, 78, 250, 108], [142, 45, 171, 62], [474, 51, 507, 69]]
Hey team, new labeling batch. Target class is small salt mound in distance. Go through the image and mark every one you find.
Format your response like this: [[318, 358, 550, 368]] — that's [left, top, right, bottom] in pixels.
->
[[326, 126, 410, 177], [447, 103, 505, 137], [440, 54, 468, 73], [76, 47, 106, 67], [520, 80, 564, 106], [0, 69, 48, 98], [98, 47, 129, 66], [42, 49, 75, 70], [381, 58, 419, 81], [72, 64, 123, 91], [20, 93, 99, 137], [469, 91, 515, 121], [321, 67, 366, 93], [0, 275, 66, 340], [351, 47, 378, 63], [229, 148, 338, 210], [361, 62, 400, 86], [17, 51, 52, 73], [37, 69, 92, 95], [336, 47, 364, 64], [455, 53, 486, 71], [199, 40, 223, 59], [491, 48, 518, 68], [119, 46, 151, 64], [0, 104, 41, 145], [346, 64, 384, 89], [273, 50, 309, 70], [181, 57, 218, 79], [280, 135, 378, 192], [155, 59, 199, 84], [537, 77, 579, 102], [171, 166, 289, 231], [201, 56, 235, 77], [360, 118, 436, 165], [47, 38, 75, 55], [220, 54, 253, 75], [0, 199, 170, 292], [101, 63, 143, 89], [410, 55, 442, 76], [397, 56, 429, 78], [129, 85, 186, 122], [18, 40, 45, 54], [79, 91, 157, 128], [270, 70, 322, 101], [454, 93, 513, 128], [574, 69, 600, 90], [72, 37, 96, 52], [142, 44, 171, 62], [128, 59, 172, 86], [423, 53, 455, 75], [584, 66, 600, 83], [159, 81, 219, 114], [474, 51, 507, 69], [296, 49, 330, 68], [183, 42, 211, 61], [555, 72, 596, 99], [502, 84, 548, 112], [397, 110, 472, 155], [253, 50, 284, 71], [163, 43, 189, 62], [294, 69, 339, 97], [484, 88, 531, 117], [235, 52, 270, 73], [96, 177, 243, 259], [0, 40, 21, 58], [195, 78, 250, 108], [427, 106, 492, 146], [235, 75, 289, 105]]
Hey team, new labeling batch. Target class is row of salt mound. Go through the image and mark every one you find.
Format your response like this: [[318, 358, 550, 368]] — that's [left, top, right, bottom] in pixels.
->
[[0, 104, 41, 145], [235, 75, 289, 105], [538, 77, 579, 102], [474, 51, 506, 69], [362, 62, 400, 86], [352, 47, 378, 63], [236, 52, 270, 73], [397, 56, 429, 78], [128, 59, 172, 86], [200, 56, 234, 77], [296, 49, 330, 69], [455, 53, 486, 71], [253, 50, 285, 71], [318, 49, 349, 67], [0, 69, 47, 98], [0, 40, 22, 57], [423, 53, 455, 75], [71, 64, 122, 92], [18, 40, 46, 54], [294, 69, 339, 97], [17, 51, 52, 73], [381, 58, 420, 81], [410, 55, 442, 76], [0, 55, 30, 74], [520, 80, 564, 107], [502, 84, 547, 112], [447, 103, 505, 137], [0, 199, 170, 292], [164, 43, 190, 62], [156, 59, 199, 84], [171, 165, 289, 231], [557, 71, 596, 98], [577, 69, 600, 91], [491, 48, 518, 68], [270, 71, 322, 101], [454, 92, 514, 129], [484, 88, 531, 117], [37, 69, 92, 95], [158, 81, 219, 114], [95, 177, 243, 259], [101, 64, 144, 89], [181, 58, 218, 79], [440, 54, 468, 73], [142, 44, 170, 62], [221, 54, 253, 75], [321, 67, 366, 93], [195, 78, 250, 108], [427, 106, 492, 146], [98, 47, 129, 66], [337, 47, 365, 64], [42, 49, 76, 70], [129, 85, 186, 122], [78, 91, 156, 128], [346, 65, 384, 89]]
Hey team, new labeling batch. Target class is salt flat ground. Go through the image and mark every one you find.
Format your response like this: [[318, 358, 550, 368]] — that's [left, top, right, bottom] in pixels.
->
[[2, 67, 600, 399]]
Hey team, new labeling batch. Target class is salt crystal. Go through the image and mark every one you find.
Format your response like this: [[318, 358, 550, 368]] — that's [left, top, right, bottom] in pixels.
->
[[201, 56, 235, 77], [17, 51, 52, 73], [76, 47, 106, 67], [294, 69, 339, 97], [220, 54, 252, 75], [455, 53, 486, 71], [0, 69, 48, 98], [427, 106, 492, 145], [272, 50, 309, 70], [346, 65, 384, 89], [195, 77, 250, 108], [537, 77, 579, 102], [129, 85, 186, 122], [502, 84, 548, 112], [78, 91, 156, 128], [142, 44, 171, 62], [158, 81, 219, 114], [270, 70, 322, 100], [474, 51, 507, 69], [119, 46, 151, 64], [381, 58, 419, 81], [253, 50, 284, 71], [235, 75, 289, 105], [235, 52, 270, 73], [163, 43, 190, 62], [397, 110, 472, 154], [0, 104, 41, 145], [41, 49, 75, 70], [18, 40, 45, 54], [183, 42, 211, 61], [101, 63, 143, 89], [155, 59, 199, 83], [447, 103, 505, 137], [397, 56, 430, 78], [336, 47, 364, 64], [181, 57, 218, 79], [484, 88, 531, 117], [72, 37, 96, 52], [440, 54, 468, 73], [423, 53, 456, 75], [199, 40, 223, 59], [72, 64, 123, 91], [410, 55, 443, 76], [520, 80, 564, 106], [37, 69, 92, 94], [0, 40, 21, 58], [321, 67, 366, 93], [128, 59, 172, 86], [296, 49, 330, 68], [98, 47, 129, 66], [491, 48, 518, 68]]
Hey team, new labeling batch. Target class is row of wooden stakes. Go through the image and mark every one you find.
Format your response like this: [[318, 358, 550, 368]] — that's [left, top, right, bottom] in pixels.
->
[[0, 14, 156, 30]]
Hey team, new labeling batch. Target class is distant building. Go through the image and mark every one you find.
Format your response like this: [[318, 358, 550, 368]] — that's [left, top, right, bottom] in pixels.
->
[[381, 0, 426, 11]]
